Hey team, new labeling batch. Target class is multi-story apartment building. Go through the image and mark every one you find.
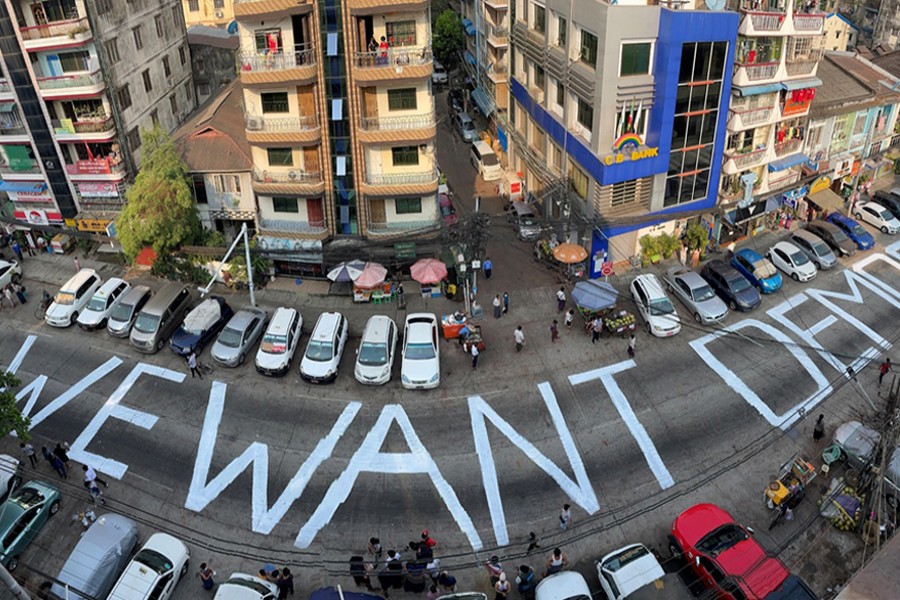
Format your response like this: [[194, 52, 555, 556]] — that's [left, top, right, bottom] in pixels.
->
[[233, 0, 439, 258], [716, 0, 826, 240], [506, 0, 738, 275], [183, 0, 235, 29], [0, 0, 195, 232], [457, 0, 510, 120]]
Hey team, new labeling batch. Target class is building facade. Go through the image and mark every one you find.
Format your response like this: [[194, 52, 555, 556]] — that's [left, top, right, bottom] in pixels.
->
[[232, 0, 439, 272], [183, 0, 235, 29], [456, 0, 510, 120], [187, 25, 238, 104], [0, 0, 195, 231], [824, 13, 858, 52]]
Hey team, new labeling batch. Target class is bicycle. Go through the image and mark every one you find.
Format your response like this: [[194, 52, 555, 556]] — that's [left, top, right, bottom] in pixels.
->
[[34, 294, 51, 321]]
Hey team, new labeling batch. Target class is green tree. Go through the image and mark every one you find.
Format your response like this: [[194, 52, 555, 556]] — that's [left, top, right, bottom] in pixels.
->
[[116, 125, 202, 262], [433, 10, 463, 71], [0, 372, 30, 441]]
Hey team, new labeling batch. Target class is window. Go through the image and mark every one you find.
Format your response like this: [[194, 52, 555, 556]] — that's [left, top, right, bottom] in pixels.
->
[[116, 84, 132, 110], [388, 88, 417, 111], [535, 65, 545, 90], [150, 109, 159, 126], [385, 20, 417, 46], [272, 197, 299, 213], [198, 82, 210, 96], [550, 142, 563, 172], [267, 148, 293, 166], [155, 14, 163, 38], [179, 45, 186, 65], [232, 176, 242, 193], [255, 30, 282, 53], [172, 4, 181, 26], [142, 70, 152, 92], [133, 26, 143, 50], [184, 82, 193, 104], [580, 30, 598, 67], [556, 16, 567, 47], [127, 127, 141, 151], [188, 0, 199, 11], [163, 56, 171, 78], [169, 93, 178, 115], [576, 97, 593, 131], [532, 3, 546, 34], [616, 107, 649, 139], [391, 146, 419, 166], [620, 42, 652, 76], [105, 39, 119, 64], [214, 0, 224, 7], [556, 80, 564, 107], [59, 50, 89, 73], [261, 92, 289, 113], [192, 175, 208, 203], [95, 0, 111, 14], [395, 198, 422, 213], [569, 161, 588, 199]]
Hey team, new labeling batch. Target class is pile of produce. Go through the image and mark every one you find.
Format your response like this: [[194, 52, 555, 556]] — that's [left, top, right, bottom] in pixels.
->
[[604, 311, 635, 332]]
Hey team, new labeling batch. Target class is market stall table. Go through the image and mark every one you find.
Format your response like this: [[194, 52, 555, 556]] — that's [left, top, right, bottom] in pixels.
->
[[603, 310, 636, 337], [441, 313, 468, 339]]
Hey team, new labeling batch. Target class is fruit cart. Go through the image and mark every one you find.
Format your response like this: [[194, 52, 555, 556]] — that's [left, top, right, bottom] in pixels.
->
[[572, 280, 620, 333], [603, 310, 636, 337], [764, 454, 817, 510]]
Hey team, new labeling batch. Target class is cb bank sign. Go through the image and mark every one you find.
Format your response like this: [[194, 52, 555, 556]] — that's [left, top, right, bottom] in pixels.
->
[[602, 133, 659, 166]]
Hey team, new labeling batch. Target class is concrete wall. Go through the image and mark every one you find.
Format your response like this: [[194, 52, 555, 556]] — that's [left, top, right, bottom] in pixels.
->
[[190, 42, 236, 105]]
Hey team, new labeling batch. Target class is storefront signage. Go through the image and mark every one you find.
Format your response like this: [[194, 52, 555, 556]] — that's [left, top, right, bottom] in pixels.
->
[[24, 209, 49, 225], [394, 242, 416, 259], [809, 175, 832, 195], [602, 133, 659, 166], [832, 158, 853, 179], [74, 159, 113, 175], [9, 190, 53, 203], [76, 218, 112, 233], [78, 182, 120, 198]]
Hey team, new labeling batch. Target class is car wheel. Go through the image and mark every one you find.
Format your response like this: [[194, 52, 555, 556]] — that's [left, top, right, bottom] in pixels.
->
[[883, 226, 890, 234], [49, 500, 60, 515], [791, 273, 799, 282], [69, 312, 78, 326], [693, 312, 702, 323], [815, 261, 822, 269], [239, 353, 245, 366], [11, 273, 20, 284], [180, 560, 190, 577], [156, 339, 165, 351], [646, 323, 652, 334], [854, 212, 862, 219], [7, 556, 18, 571], [729, 300, 738, 311]]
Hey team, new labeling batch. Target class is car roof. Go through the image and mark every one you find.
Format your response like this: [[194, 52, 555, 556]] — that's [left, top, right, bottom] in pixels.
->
[[535, 571, 591, 600], [119, 285, 151, 303], [807, 220, 839, 233], [61, 268, 99, 292], [736, 248, 763, 261], [860, 201, 892, 214], [829, 213, 855, 226], [228, 308, 266, 330], [668, 268, 707, 288], [633, 274, 666, 298], [672, 503, 734, 546], [439, 193, 452, 207], [311, 312, 342, 340], [110, 533, 187, 599], [772, 240, 802, 253], [363, 315, 395, 344], [93, 277, 127, 297], [220, 573, 278, 597], [268, 307, 298, 334], [791, 229, 822, 243], [407, 322, 435, 343]]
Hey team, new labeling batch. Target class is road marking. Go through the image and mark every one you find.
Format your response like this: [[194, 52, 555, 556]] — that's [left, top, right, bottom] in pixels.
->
[[5, 334, 36, 374], [88, 345, 132, 361]]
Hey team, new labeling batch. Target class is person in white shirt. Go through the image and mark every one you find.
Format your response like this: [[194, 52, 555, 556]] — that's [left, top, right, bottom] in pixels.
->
[[471, 343, 479, 369], [514, 326, 525, 352], [556, 287, 566, 311], [83, 464, 109, 487]]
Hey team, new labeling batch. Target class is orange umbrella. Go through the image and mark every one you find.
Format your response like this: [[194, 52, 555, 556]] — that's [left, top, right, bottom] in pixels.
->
[[552, 243, 589, 264], [410, 258, 448, 284]]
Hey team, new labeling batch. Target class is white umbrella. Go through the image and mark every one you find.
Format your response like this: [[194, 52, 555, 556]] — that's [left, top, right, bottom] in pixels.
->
[[327, 260, 366, 282]]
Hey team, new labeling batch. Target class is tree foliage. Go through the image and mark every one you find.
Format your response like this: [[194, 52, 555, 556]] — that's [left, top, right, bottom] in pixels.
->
[[433, 10, 464, 71], [0, 372, 30, 441], [116, 125, 202, 262]]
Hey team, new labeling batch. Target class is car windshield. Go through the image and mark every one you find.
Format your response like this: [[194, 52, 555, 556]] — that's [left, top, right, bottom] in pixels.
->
[[648, 297, 675, 315], [110, 303, 133, 322], [54, 292, 75, 306], [305, 340, 334, 361], [851, 225, 868, 237], [602, 545, 650, 572], [218, 326, 244, 348], [359, 341, 388, 366], [10, 487, 44, 509], [134, 548, 173, 574], [406, 341, 436, 360], [86, 296, 107, 312], [133, 313, 160, 333], [692, 284, 716, 302], [830, 228, 849, 242], [729, 275, 752, 293], [696, 524, 749, 556], [261, 333, 287, 354], [810, 245, 828, 259], [441, 205, 455, 217], [482, 153, 499, 166], [0, 265, 8, 277], [463, 123, 475, 132]]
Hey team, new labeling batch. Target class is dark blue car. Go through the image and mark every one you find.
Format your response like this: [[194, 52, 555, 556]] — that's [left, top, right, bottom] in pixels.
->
[[827, 213, 875, 250], [731, 248, 782, 294], [169, 295, 234, 356], [700, 259, 762, 312]]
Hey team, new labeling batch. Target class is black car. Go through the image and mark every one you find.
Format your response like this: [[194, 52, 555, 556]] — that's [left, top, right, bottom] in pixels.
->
[[700, 259, 762, 312], [447, 88, 464, 114], [804, 220, 857, 257], [871, 190, 900, 220], [169, 295, 234, 356]]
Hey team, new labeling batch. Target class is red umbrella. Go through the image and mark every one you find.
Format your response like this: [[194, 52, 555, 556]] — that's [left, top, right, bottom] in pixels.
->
[[410, 258, 448, 284], [354, 262, 388, 288]]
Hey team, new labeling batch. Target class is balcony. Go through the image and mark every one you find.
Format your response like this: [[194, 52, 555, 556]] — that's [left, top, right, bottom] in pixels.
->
[[368, 217, 440, 235], [64, 156, 126, 179], [737, 62, 779, 82], [358, 113, 436, 143], [366, 170, 436, 185], [239, 45, 317, 85], [729, 105, 774, 130], [245, 114, 321, 143], [767, 169, 801, 190], [233, 0, 313, 18], [792, 13, 825, 33], [352, 47, 432, 83], [725, 147, 768, 171], [51, 116, 115, 141], [0, 161, 41, 175], [0, 80, 12, 101], [774, 138, 803, 156], [19, 17, 92, 51], [487, 26, 508, 47], [251, 167, 325, 195], [484, 0, 508, 9], [346, 0, 429, 13], [785, 47, 822, 76], [258, 218, 328, 239], [36, 70, 104, 99], [361, 168, 438, 196], [488, 62, 508, 83], [0, 121, 27, 137]]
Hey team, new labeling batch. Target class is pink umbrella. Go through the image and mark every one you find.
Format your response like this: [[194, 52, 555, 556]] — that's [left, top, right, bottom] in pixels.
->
[[354, 262, 388, 289], [410, 258, 448, 284]]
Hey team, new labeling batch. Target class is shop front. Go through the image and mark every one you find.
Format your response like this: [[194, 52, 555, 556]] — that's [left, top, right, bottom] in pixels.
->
[[256, 236, 324, 278], [806, 175, 845, 217]]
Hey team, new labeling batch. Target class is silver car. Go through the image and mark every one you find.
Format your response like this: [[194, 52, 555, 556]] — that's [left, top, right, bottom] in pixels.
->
[[790, 229, 837, 270], [663, 267, 728, 324], [211, 308, 268, 368]]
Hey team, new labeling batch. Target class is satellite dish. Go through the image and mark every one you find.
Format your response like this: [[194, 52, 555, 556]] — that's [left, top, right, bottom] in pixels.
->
[[227, 20, 238, 34], [705, 0, 726, 9]]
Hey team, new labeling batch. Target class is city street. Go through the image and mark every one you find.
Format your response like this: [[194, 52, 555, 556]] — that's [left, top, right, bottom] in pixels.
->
[[0, 231, 898, 597]]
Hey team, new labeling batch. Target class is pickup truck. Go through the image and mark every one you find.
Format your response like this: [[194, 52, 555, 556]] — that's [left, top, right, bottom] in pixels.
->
[[596, 543, 692, 600]]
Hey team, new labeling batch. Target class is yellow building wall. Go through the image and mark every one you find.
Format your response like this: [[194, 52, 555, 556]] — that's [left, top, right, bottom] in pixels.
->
[[823, 15, 850, 52], [183, 0, 235, 28]]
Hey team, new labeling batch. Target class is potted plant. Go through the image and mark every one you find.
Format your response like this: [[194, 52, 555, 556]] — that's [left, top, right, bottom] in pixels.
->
[[639, 235, 662, 267], [658, 233, 680, 260]]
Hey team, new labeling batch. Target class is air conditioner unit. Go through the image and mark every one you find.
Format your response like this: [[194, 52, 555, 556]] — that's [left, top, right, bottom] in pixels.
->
[[215, 10, 224, 18], [288, 170, 299, 180], [246, 117, 263, 131]]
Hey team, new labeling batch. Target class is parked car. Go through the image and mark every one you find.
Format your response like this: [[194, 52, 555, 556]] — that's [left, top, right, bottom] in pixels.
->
[[439, 193, 458, 227], [535, 571, 591, 600], [50, 513, 139, 600], [455, 111, 477, 142], [169, 296, 234, 356], [766, 241, 817, 282], [0, 455, 20, 496], [255, 307, 303, 376], [873, 189, 900, 220], [510, 201, 544, 241], [107, 285, 152, 338], [300, 312, 349, 384], [0, 259, 22, 289], [354, 316, 398, 385], [629, 274, 681, 337], [213, 573, 277, 600], [130, 283, 193, 354], [0, 480, 60, 570], [447, 88, 464, 114], [212, 308, 268, 368], [596, 543, 693, 600], [832, 420, 880, 471], [76, 278, 131, 331], [700, 260, 761, 312], [731, 248, 782, 294], [853, 200, 900, 234], [401, 313, 441, 390], [662, 267, 728, 324], [789, 229, 838, 270], [107, 533, 191, 600], [432, 59, 449, 85], [45, 269, 102, 328], [669, 503, 816, 600], [804, 220, 857, 257], [827, 213, 875, 250]]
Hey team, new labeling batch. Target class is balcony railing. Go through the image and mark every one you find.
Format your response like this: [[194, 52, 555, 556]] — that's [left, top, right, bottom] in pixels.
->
[[0, 161, 40, 174], [360, 113, 435, 131], [245, 115, 319, 132], [51, 117, 114, 134], [731, 105, 773, 127], [0, 123, 26, 136], [19, 16, 89, 41], [369, 218, 439, 232], [739, 0, 785, 11], [239, 45, 316, 72], [366, 170, 436, 185], [793, 13, 825, 31], [738, 62, 779, 81], [0, 80, 10, 93], [252, 168, 323, 184], [727, 147, 768, 169], [768, 169, 801, 190], [353, 47, 432, 69], [259, 218, 327, 234], [65, 156, 125, 176], [487, 26, 508, 45], [36, 70, 103, 91], [748, 13, 785, 31], [785, 61, 816, 76], [774, 138, 802, 156], [484, 0, 508, 9]]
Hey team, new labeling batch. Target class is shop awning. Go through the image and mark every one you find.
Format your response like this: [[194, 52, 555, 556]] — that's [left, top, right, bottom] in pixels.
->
[[808, 188, 844, 212], [0, 181, 47, 193], [464, 51, 476, 66], [725, 197, 779, 225], [768, 153, 809, 172], [471, 86, 496, 116], [462, 18, 473, 27], [733, 83, 783, 96], [462, 18, 476, 36], [781, 77, 823, 91]]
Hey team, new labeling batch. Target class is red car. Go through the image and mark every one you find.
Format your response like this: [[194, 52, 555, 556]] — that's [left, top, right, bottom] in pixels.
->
[[439, 193, 458, 227], [669, 504, 816, 600]]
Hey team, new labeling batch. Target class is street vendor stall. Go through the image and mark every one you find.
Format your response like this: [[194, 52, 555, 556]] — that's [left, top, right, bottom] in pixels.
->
[[765, 454, 817, 510], [572, 280, 619, 331], [411, 258, 448, 299], [441, 311, 468, 340], [353, 262, 390, 302], [603, 310, 636, 337]]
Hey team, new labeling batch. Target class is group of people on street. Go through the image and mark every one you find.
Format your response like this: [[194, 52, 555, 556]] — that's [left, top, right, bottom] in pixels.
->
[[19, 441, 108, 504], [0, 282, 26, 309], [483, 546, 571, 600], [352, 531, 446, 597]]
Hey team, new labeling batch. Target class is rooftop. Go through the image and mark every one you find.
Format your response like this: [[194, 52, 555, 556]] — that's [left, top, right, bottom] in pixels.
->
[[810, 52, 900, 118], [187, 25, 239, 50]]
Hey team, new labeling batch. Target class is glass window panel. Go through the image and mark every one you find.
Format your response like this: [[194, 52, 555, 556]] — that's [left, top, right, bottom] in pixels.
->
[[261, 92, 289, 113], [267, 148, 293, 166], [675, 85, 690, 115], [679, 43, 695, 83], [693, 42, 712, 80], [710, 42, 728, 80], [689, 87, 706, 113], [621, 42, 651, 76], [669, 150, 683, 173], [685, 116, 702, 146], [679, 175, 696, 204], [391, 146, 419, 166], [581, 30, 598, 67], [701, 111, 717, 144], [682, 148, 700, 172], [385, 21, 417, 46], [671, 115, 687, 147], [388, 88, 417, 110], [705, 82, 721, 109], [695, 169, 710, 199], [698, 145, 713, 170], [664, 178, 680, 206]]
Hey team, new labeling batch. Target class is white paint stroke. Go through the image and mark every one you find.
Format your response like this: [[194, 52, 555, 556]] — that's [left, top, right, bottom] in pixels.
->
[[185, 382, 362, 537], [69, 363, 179, 479], [469, 383, 601, 546], [569, 362, 675, 490], [690, 319, 830, 429], [851, 251, 900, 301], [27, 357, 123, 429], [767, 292, 844, 373], [3, 335, 36, 376], [295, 404, 482, 550], [882, 240, 900, 262]]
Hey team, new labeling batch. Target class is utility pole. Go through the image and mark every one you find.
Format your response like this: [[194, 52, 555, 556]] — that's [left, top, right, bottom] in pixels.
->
[[0, 563, 31, 599], [847, 112, 880, 215]]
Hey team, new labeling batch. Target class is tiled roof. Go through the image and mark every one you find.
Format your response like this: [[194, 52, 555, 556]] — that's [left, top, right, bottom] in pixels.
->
[[172, 79, 251, 173], [810, 52, 900, 118], [187, 25, 239, 50]]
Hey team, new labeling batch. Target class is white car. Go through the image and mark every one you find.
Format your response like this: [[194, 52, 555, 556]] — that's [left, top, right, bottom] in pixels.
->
[[300, 312, 349, 384], [0, 455, 20, 496], [45, 269, 102, 328], [432, 59, 449, 85], [214, 573, 277, 600], [255, 307, 302, 376], [854, 201, 900, 234], [107, 532, 190, 600], [630, 274, 681, 337], [354, 315, 398, 385], [0, 259, 22, 289], [596, 543, 690, 600], [535, 571, 592, 600], [76, 278, 131, 331], [401, 313, 441, 389], [766, 241, 817, 283]]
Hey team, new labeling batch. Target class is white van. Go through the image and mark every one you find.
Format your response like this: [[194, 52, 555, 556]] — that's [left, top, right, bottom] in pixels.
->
[[470, 140, 501, 181], [77, 278, 131, 331], [300, 312, 349, 384], [45, 269, 102, 328], [255, 307, 302, 376]]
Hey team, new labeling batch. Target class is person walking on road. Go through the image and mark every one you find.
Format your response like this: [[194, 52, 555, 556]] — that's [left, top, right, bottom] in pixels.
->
[[544, 548, 569, 576], [483, 257, 493, 279], [879, 358, 893, 386], [564, 309, 575, 330], [525, 532, 540, 554], [86, 479, 106, 505], [11, 241, 22, 262], [485, 556, 503, 586], [73, 256, 81, 272], [20, 443, 37, 468], [83, 464, 109, 488], [503, 292, 509, 314], [12, 282, 26, 305], [556, 287, 566, 311], [627, 333, 636, 358], [514, 326, 525, 352], [591, 317, 602, 344], [559, 503, 572, 529], [550, 320, 559, 343], [397, 282, 405, 307], [493, 295, 502, 318], [199, 562, 216, 591], [494, 572, 510, 600], [188, 350, 202, 379], [471, 343, 479, 370], [813, 414, 825, 442]]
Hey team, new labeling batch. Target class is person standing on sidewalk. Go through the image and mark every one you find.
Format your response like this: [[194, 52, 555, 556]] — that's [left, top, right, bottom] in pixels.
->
[[50, 454, 67, 479], [591, 317, 602, 344], [564, 309, 575, 330], [493, 295, 502, 318], [483, 257, 493, 279], [556, 287, 566, 311], [12, 282, 26, 305], [503, 292, 509, 314], [397, 282, 405, 307], [54, 442, 70, 466], [20, 443, 37, 468], [471, 343, 479, 370], [813, 414, 825, 442], [550, 320, 559, 343], [514, 326, 525, 352], [627, 333, 636, 358], [559, 503, 572, 529], [11, 241, 22, 262], [83, 464, 109, 488], [188, 350, 202, 379], [199, 562, 216, 591], [73, 256, 81, 271], [879, 358, 892, 386]]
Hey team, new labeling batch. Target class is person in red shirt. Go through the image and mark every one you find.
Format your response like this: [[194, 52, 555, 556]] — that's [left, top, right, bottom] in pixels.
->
[[879, 358, 892, 386], [421, 530, 437, 549]]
